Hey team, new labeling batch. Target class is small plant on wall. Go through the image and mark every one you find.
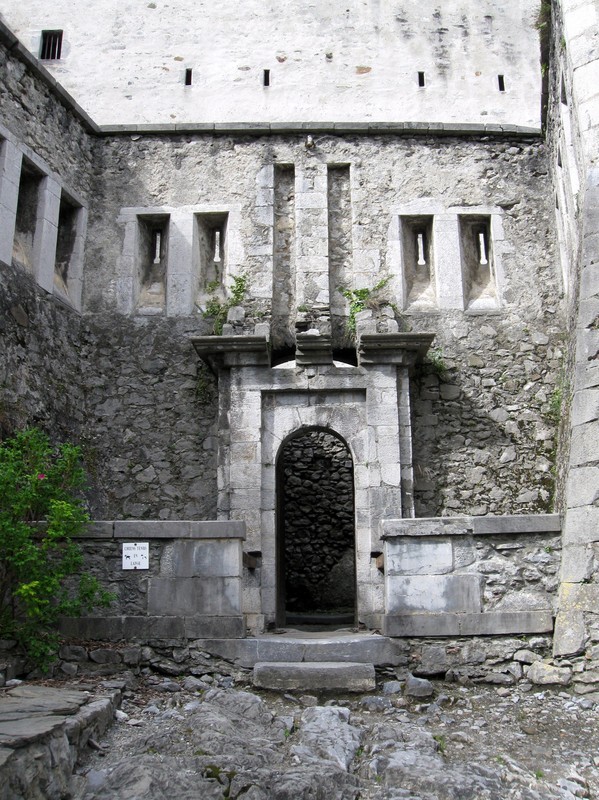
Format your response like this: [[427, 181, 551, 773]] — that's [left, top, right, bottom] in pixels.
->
[[0, 428, 113, 669], [202, 274, 248, 335], [339, 276, 391, 336]]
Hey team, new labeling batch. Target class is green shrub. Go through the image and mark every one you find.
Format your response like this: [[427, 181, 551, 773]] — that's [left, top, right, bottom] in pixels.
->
[[0, 428, 112, 669]]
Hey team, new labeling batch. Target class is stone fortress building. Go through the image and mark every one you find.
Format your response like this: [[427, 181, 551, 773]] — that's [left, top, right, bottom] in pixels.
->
[[0, 0, 598, 679]]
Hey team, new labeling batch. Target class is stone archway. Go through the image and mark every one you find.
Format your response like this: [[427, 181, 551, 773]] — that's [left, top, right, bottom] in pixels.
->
[[276, 428, 356, 627]]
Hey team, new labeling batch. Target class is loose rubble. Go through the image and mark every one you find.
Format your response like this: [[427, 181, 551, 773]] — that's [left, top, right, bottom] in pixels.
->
[[63, 667, 599, 800]]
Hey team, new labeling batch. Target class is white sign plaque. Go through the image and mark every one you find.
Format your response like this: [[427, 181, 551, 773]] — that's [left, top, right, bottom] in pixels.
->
[[122, 542, 149, 570]]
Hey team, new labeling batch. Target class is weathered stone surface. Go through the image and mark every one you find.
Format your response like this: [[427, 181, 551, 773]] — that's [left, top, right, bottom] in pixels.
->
[[252, 662, 376, 692], [0, 684, 119, 799], [384, 610, 553, 637], [294, 706, 362, 770], [526, 661, 572, 686], [385, 574, 482, 614], [404, 673, 434, 697], [513, 649, 541, 664]]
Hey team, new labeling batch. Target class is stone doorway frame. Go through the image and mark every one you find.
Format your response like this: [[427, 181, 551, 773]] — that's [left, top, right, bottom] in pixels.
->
[[275, 426, 357, 628], [192, 332, 434, 632]]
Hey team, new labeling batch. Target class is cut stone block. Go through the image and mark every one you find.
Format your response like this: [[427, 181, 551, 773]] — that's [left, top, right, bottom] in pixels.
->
[[252, 661, 375, 692], [163, 540, 241, 577], [183, 615, 245, 639], [382, 610, 553, 637], [386, 574, 482, 614], [147, 577, 241, 616], [385, 538, 453, 575]]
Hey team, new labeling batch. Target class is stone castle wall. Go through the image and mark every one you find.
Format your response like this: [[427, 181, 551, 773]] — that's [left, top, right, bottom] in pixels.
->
[[5, 4, 595, 665], [1, 0, 542, 128], [547, 0, 599, 666], [0, 19, 564, 521]]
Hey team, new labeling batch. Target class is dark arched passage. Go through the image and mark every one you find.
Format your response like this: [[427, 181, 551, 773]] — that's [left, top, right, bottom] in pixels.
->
[[276, 428, 356, 627]]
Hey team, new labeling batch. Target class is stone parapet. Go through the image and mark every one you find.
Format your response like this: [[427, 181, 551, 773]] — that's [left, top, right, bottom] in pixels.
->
[[60, 520, 247, 642], [382, 514, 561, 638]]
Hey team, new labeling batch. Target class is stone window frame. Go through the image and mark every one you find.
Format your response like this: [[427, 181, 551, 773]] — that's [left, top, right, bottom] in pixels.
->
[[0, 122, 87, 311], [116, 204, 243, 317], [387, 201, 505, 312]]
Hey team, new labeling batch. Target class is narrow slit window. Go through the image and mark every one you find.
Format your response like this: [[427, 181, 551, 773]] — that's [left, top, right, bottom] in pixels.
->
[[137, 214, 169, 311], [152, 230, 162, 264], [418, 71, 425, 87], [560, 76, 568, 105], [40, 30, 63, 60], [194, 211, 228, 300], [416, 231, 426, 266], [185, 68, 193, 86], [498, 74, 505, 92], [263, 69, 270, 87], [459, 215, 496, 308], [477, 229, 488, 265], [401, 216, 435, 309]]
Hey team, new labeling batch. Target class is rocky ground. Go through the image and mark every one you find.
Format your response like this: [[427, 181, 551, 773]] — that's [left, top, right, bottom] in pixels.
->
[[65, 663, 599, 800]]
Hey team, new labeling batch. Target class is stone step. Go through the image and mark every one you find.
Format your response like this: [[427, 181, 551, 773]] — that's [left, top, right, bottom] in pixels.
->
[[197, 633, 404, 667], [252, 661, 376, 692]]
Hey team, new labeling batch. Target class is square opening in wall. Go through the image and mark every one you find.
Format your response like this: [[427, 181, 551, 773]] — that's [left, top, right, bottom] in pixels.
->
[[12, 159, 44, 272], [54, 193, 81, 300], [40, 30, 63, 60], [400, 215, 435, 308], [459, 215, 497, 309], [137, 214, 170, 311], [194, 211, 228, 302]]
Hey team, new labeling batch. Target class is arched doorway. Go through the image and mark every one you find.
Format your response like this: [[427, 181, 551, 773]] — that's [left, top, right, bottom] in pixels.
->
[[276, 428, 356, 627]]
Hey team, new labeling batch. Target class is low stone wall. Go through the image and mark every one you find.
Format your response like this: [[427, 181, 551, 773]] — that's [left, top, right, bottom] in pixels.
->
[[49, 631, 582, 692], [60, 520, 246, 641], [382, 514, 560, 637]]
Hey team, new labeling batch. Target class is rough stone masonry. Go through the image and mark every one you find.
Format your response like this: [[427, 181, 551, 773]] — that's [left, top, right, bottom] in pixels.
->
[[0, 0, 598, 678]]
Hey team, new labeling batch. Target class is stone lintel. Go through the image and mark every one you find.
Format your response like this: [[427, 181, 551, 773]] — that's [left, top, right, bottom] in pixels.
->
[[191, 335, 271, 369], [382, 611, 553, 637], [382, 513, 561, 538], [358, 333, 435, 366]]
